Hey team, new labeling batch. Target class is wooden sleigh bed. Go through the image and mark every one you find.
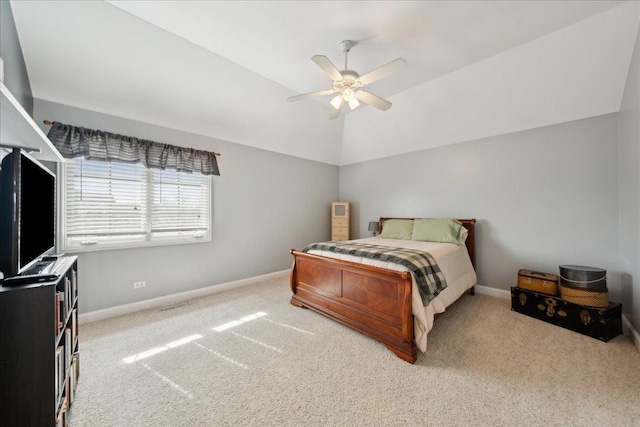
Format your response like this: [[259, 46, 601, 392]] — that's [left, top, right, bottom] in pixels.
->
[[289, 218, 476, 363]]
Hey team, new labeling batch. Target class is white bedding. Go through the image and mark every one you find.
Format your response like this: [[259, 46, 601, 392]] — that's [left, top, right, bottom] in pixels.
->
[[307, 237, 477, 352]]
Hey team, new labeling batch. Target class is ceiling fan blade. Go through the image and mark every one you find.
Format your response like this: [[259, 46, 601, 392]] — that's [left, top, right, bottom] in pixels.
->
[[288, 88, 335, 102], [358, 58, 407, 86], [312, 55, 344, 81], [355, 90, 392, 111], [328, 103, 344, 120]]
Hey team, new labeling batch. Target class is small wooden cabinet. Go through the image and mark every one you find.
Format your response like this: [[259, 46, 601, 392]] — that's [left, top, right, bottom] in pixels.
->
[[0, 256, 79, 426], [331, 201, 350, 241]]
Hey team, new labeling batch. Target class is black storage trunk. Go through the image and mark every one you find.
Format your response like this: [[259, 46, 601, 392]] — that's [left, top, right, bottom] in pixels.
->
[[511, 287, 622, 342]]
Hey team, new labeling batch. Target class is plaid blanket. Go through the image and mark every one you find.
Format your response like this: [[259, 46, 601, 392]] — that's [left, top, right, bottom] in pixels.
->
[[303, 241, 447, 306]]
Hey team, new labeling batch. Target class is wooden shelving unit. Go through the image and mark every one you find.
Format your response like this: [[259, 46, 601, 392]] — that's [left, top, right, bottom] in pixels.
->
[[0, 256, 79, 426]]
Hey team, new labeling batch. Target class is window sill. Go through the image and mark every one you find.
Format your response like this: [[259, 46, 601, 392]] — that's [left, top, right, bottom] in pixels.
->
[[59, 235, 212, 254]]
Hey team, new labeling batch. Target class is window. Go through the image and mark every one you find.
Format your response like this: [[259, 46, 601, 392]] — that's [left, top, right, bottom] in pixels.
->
[[59, 157, 210, 252]]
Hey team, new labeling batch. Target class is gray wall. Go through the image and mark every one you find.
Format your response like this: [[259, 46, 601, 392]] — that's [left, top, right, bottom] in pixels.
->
[[33, 99, 339, 313], [0, 0, 32, 114], [339, 114, 621, 301], [619, 25, 640, 332]]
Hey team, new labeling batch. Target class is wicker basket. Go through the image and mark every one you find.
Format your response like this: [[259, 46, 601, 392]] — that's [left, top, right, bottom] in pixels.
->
[[560, 284, 609, 307]]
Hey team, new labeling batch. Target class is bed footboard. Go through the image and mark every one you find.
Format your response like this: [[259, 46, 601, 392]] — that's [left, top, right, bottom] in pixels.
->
[[290, 249, 417, 363]]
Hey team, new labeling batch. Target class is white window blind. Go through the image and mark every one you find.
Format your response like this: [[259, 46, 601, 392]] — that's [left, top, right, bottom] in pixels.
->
[[150, 168, 209, 239], [60, 157, 210, 252]]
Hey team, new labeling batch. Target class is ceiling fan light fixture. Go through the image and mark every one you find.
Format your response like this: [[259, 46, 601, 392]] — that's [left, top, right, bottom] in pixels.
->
[[348, 98, 360, 110], [342, 88, 355, 102], [330, 94, 344, 110]]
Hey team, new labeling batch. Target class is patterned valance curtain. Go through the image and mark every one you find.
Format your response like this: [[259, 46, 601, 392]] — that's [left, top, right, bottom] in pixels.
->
[[47, 122, 220, 176]]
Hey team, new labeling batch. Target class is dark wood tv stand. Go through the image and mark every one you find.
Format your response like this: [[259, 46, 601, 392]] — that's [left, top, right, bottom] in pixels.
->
[[0, 256, 79, 426]]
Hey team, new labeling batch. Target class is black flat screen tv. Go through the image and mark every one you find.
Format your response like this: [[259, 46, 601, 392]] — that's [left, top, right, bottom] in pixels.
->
[[0, 148, 56, 277]]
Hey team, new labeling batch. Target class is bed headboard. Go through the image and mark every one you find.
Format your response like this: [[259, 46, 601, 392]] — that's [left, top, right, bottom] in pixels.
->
[[378, 218, 476, 268]]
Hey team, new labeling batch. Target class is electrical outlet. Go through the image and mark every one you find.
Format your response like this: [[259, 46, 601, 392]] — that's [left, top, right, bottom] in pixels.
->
[[133, 281, 146, 289]]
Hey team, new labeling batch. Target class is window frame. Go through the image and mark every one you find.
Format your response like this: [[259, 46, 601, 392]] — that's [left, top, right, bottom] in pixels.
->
[[57, 158, 211, 253]]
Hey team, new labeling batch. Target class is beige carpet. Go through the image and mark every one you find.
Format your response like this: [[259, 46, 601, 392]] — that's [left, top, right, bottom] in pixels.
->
[[70, 277, 640, 426]]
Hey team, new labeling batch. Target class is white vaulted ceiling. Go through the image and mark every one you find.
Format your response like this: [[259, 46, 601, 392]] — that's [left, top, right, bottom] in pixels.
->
[[9, 1, 640, 165]]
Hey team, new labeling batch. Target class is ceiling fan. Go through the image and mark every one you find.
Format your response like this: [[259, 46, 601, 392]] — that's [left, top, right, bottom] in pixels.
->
[[288, 40, 406, 119]]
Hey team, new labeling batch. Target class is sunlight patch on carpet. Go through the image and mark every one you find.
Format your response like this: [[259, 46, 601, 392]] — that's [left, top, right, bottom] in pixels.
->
[[140, 362, 194, 399], [193, 342, 249, 369], [231, 332, 283, 353], [122, 334, 203, 364], [261, 318, 315, 335], [212, 311, 267, 332]]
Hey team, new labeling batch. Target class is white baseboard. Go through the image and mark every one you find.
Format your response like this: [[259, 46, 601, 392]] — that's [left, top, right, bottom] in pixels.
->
[[475, 284, 511, 300], [79, 269, 290, 325], [622, 314, 640, 353]]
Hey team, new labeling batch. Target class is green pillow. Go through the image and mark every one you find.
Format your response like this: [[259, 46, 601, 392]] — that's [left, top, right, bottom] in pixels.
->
[[411, 218, 464, 244], [379, 219, 414, 239]]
